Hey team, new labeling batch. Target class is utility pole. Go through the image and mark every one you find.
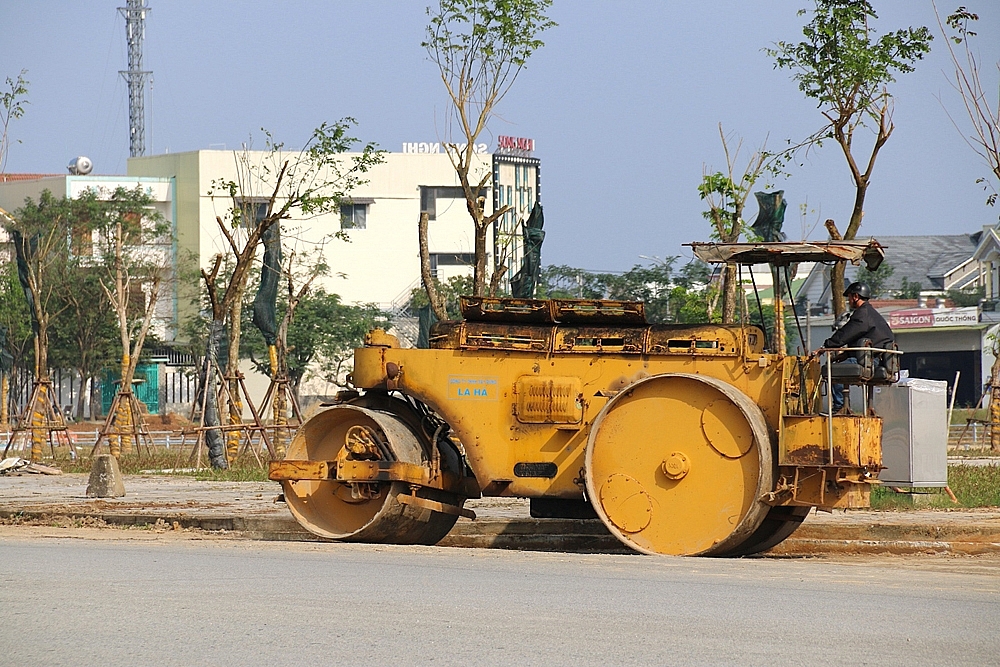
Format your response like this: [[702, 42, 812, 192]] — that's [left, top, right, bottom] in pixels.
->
[[119, 0, 151, 158]]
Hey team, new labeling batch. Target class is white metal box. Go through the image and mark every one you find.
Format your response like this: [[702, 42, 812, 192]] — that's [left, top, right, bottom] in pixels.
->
[[873, 379, 948, 487]]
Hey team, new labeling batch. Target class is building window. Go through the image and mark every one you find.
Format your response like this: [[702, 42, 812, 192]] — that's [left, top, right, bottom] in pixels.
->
[[430, 252, 475, 279], [122, 211, 143, 245], [236, 199, 268, 229], [70, 224, 93, 257], [420, 186, 472, 220], [341, 203, 368, 229]]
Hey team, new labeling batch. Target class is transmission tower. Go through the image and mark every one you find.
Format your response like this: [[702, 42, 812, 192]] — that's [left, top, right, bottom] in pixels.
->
[[119, 0, 151, 158]]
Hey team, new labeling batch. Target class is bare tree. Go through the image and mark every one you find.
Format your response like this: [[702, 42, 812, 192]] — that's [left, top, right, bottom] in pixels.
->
[[937, 4, 1000, 451], [200, 121, 382, 468], [0, 69, 30, 425], [936, 5, 999, 210], [97, 187, 170, 457], [699, 125, 791, 323], [423, 0, 555, 297]]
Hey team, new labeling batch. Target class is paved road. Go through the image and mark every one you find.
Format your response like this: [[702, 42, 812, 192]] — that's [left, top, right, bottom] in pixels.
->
[[1, 535, 998, 666]]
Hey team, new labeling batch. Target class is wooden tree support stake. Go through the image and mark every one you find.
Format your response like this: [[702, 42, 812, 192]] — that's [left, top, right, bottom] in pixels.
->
[[2, 379, 75, 461]]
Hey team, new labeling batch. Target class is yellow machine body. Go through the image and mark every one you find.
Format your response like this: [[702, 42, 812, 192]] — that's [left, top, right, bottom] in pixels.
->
[[270, 295, 886, 556]]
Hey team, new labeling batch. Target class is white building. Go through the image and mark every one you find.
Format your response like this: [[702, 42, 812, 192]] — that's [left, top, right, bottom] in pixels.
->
[[126, 145, 540, 322], [0, 138, 543, 410], [0, 173, 177, 341], [0, 173, 179, 417]]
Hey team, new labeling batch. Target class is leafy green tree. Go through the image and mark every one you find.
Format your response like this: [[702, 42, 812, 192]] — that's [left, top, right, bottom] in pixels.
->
[[6, 190, 106, 382], [899, 277, 922, 299], [855, 261, 895, 299], [536, 265, 613, 300], [768, 0, 932, 316], [0, 259, 33, 424], [0, 69, 28, 174], [48, 269, 117, 420], [745, 304, 800, 354], [947, 285, 985, 307], [243, 288, 386, 400], [409, 274, 473, 320], [422, 0, 556, 301], [537, 259, 718, 325]]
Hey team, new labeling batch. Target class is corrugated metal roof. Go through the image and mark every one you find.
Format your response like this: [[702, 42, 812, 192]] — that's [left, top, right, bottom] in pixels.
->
[[0, 173, 61, 182]]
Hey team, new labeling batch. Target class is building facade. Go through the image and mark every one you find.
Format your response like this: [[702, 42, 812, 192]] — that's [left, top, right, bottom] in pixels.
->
[[126, 148, 519, 313], [0, 173, 177, 340]]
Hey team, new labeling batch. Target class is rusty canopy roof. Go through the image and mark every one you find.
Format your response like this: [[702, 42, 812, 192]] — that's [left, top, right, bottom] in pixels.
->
[[687, 240, 885, 270]]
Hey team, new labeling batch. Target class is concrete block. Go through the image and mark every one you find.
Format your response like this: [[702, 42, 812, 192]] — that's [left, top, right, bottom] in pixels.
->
[[86, 455, 126, 498]]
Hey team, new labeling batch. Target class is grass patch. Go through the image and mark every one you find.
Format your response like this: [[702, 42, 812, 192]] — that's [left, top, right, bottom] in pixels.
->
[[871, 464, 1000, 509], [34, 449, 270, 482], [948, 465, 1000, 507], [192, 464, 269, 482], [951, 407, 989, 425], [870, 485, 916, 510]]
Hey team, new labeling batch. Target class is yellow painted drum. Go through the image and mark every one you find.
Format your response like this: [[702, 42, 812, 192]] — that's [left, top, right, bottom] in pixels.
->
[[585, 374, 773, 556]]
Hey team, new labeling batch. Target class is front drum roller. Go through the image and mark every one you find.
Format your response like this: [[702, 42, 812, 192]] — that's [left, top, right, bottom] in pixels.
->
[[584, 374, 774, 556], [281, 404, 465, 546]]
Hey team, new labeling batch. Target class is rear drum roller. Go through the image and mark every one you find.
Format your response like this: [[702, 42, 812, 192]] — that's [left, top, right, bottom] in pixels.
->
[[584, 374, 774, 556], [715, 505, 811, 557], [281, 403, 464, 545]]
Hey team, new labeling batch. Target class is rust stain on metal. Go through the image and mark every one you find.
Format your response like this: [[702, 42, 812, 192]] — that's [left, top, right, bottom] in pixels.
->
[[268, 460, 330, 481]]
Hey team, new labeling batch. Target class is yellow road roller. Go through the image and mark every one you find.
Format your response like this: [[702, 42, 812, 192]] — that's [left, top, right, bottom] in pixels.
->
[[269, 240, 896, 556]]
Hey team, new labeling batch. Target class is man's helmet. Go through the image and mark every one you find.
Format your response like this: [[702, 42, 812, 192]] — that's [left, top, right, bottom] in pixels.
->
[[844, 282, 872, 300]]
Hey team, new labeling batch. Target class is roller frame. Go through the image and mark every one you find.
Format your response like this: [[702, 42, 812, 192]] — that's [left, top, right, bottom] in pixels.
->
[[269, 458, 479, 497]]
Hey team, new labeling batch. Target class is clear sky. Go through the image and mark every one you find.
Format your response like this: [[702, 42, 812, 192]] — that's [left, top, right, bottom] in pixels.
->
[[2, 1, 998, 272]]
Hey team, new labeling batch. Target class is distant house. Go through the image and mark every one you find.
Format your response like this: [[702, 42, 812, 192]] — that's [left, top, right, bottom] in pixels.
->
[[793, 225, 1000, 407], [798, 233, 980, 312]]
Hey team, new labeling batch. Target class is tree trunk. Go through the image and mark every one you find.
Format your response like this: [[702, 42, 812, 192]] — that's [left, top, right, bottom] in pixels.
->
[[824, 219, 846, 318], [226, 298, 243, 464], [418, 212, 448, 320], [473, 222, 489, 297], [1, 372, 8, 427], [89, 376, 102, 420], [73, 369, 88, 422], [113, 351, 133, 456], [991, 345, 1000, 452], [203, 320, 228, 469], [30, 317, 49, 460], [721, 264, 738, 323], [831, 185, 868, 317], [268, 344, 287, 459]]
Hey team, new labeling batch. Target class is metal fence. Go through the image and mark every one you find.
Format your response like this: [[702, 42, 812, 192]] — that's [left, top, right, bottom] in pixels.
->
[[949, 422, 994, 449], [2, 430, 193, 453]]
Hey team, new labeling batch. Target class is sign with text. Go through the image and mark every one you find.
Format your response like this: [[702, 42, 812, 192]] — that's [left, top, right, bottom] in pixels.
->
[[496, 135, 535, 156], [447, 375, 499, 401], [888, 306, 979, 329], [401, 142, 487, 154]]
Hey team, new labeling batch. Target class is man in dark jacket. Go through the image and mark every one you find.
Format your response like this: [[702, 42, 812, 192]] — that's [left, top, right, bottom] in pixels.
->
[[818, 281, 894, 411]]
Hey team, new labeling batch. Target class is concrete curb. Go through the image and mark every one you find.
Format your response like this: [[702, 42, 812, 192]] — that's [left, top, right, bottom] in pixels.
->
[[3, 506, 999, 556]]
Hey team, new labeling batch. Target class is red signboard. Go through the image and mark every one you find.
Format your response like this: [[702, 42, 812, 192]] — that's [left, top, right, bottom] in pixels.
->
[[497, 135, 534, 152], [889, 309, 935, 329]]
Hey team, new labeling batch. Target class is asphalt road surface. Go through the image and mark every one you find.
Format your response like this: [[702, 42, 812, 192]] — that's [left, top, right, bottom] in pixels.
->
[[2, 534, 998, 666]]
